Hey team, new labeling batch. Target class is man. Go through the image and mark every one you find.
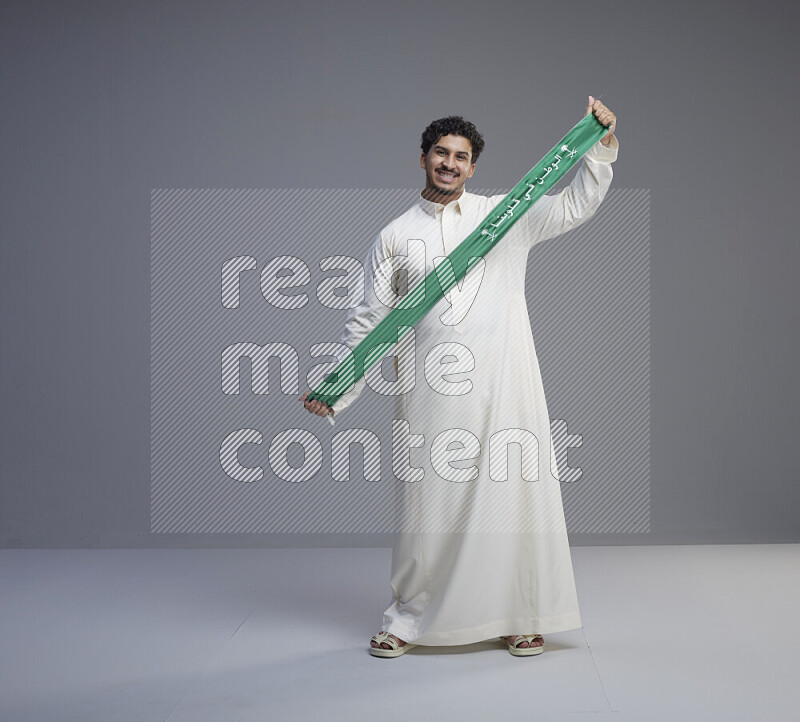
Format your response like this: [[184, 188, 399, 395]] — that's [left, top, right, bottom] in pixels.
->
[[301, 97, 618, 657]]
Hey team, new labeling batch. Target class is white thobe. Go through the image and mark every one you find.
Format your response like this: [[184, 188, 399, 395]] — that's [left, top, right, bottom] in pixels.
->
[[331, 135, 619, 645]]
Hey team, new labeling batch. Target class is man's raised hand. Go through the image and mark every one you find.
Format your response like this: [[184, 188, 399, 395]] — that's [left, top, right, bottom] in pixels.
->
[[585, 95, 616, 145]]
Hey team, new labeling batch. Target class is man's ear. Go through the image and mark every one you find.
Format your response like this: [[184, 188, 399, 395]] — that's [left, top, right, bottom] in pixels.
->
[[420, 152, 427, 169], [467, 162, 476, 178]]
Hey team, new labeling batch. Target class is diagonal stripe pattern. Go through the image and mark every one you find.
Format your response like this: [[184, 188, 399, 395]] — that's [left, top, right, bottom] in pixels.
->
[[150, 186, 648, 534]]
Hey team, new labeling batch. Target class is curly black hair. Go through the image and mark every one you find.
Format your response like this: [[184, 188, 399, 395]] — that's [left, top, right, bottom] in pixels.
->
[[420, 116, 485, 164]]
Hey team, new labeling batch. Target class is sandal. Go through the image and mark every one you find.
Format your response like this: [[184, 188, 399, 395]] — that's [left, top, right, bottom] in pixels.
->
[[369, 631, 418, 658], [502, 634, 544, 656]]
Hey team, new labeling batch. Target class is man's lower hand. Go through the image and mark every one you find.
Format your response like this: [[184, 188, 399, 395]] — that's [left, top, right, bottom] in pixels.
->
[[299, 390, 334, 418]]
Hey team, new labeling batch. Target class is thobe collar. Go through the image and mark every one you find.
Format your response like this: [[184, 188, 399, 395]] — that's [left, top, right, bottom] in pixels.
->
[[418, 190, 469, 218]]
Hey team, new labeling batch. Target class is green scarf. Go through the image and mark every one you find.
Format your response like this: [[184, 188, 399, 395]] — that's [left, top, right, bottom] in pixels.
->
[[308, 112, 609, 414]]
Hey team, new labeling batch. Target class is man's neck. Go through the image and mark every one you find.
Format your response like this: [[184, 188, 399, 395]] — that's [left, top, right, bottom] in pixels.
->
[[420, 187, 464, 206]]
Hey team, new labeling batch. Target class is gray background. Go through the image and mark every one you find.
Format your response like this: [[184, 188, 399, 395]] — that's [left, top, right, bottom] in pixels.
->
[[1, 0, 797, 547]]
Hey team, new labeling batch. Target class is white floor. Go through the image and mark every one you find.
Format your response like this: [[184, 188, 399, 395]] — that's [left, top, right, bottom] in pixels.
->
[[1, 544, 798, 722]]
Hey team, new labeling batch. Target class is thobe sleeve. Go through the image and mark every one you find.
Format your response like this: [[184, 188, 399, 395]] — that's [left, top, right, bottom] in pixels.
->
[[329, 230, 398, 419], [515, 134, 619, 250]]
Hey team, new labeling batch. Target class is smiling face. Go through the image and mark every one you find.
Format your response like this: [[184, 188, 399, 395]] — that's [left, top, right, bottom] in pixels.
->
[[420, 133, 476, 203]]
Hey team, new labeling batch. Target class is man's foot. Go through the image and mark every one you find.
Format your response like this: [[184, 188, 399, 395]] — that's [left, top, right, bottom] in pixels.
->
[[370, 632, 408, 650], [505, 634, 544, 656], [368, 631, 417, 657], [505, 634, 543, 649]]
